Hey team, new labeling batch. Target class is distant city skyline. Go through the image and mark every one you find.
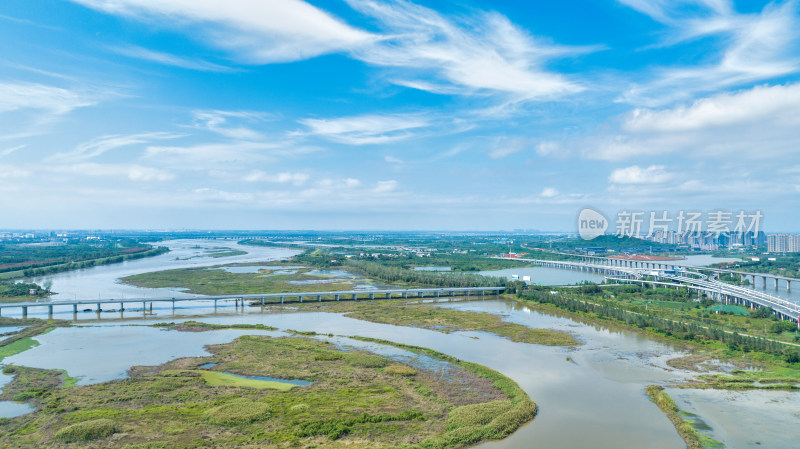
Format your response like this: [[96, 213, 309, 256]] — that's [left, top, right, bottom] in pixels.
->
[[1, 1, 799, 231]]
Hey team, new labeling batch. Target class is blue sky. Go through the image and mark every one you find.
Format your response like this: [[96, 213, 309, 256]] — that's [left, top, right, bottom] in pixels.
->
[[0, 0, 798, 231]]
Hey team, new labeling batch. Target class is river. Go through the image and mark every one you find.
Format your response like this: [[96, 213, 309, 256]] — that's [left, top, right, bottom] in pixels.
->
[[2, 240, 799, 448]]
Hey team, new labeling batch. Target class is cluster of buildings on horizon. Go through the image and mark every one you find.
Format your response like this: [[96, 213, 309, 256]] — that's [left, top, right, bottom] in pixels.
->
[[639, 230, 800, 253]]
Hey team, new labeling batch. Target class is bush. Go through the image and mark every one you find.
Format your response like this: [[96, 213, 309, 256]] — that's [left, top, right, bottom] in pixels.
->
[[313, 351, 343, 361], [447, 400, 513, 428], [55, 418, 118, 442], [205, 400, 271, 426], [385, 365, 417, 376], [344, 352, 389, 368]]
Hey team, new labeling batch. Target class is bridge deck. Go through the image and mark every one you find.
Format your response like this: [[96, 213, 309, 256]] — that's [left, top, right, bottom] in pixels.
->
[[0, 286, 505, 310]]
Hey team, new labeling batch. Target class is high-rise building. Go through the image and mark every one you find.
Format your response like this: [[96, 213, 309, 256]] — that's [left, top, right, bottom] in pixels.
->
[[767, 234, 800, 253]]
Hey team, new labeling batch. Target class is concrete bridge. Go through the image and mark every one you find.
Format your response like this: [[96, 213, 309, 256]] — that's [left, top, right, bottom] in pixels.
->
[[501, 257, 800, 324], [0, 286, 505, 318], [525, 252, 799, 292], [608, 272, 800, 323]]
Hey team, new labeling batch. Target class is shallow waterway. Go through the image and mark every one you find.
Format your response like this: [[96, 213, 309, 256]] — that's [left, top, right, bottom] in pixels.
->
[[0, 298, 700, 448], [24, 239, 302, 301], [4, 297, 799, 447], [5, 241, 799, 447]]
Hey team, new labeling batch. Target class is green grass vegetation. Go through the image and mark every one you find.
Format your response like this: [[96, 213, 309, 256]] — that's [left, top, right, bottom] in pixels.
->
[[207, 250, 248, 258], [54, 418, 118, 443], [645, 385, 716, 449], [152, 320, 277, 332], [205, 399, 271, 425], [680, 367, 800, 390], [162, 369, 296, 391], [0, 335, 534, 448], [710, 254, 800, 279], [121, 264, 363, 295], [0, 245, 169, 281], [0, 280, 49, 302], [293, 298, 578, 346], [0, 317, 67, 362], [350, 336, 537, 449], [0, 337, 39, 362], [517, 285, 800, 388]]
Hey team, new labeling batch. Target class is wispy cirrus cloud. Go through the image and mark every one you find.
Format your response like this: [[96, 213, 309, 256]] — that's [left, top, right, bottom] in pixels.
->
[[609, 165, 673, 184], [47, 163, 175, 181], [111, 45, 235, 72], [190, 110, 271, 140], [619, 0, 800, 105], [299, 114, 430, 145], [49, 132, 184, 162], [243, 170, 309, 186], [0, 81, 97, 114], [72, 0, 589, 103], [346, 0, 589, 100], [71, 0, 377, 63], [567, 82, 800, 161]]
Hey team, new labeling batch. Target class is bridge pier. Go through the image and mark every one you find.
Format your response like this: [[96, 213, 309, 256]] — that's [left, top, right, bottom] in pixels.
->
[[774, 278, 779, 289], [22, 306, 27, 318], [317, 295, 322, 302], [335, 294, 340, 301], [369, 293, 375, 300], [48, 305, 53, 316], [261, 297, 265, 306], [97, 303, 101, 312], [280, 296, 284, 304], [762, 276, 767, 288]]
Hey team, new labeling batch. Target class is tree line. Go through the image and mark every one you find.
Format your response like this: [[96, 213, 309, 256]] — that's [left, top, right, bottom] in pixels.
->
[[518, 287, 800, 363]]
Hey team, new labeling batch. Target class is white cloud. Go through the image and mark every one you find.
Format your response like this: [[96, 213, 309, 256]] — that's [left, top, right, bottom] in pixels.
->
[[374, 180, 398, 193], [384, 155, 405, 165], [51, 132, 184, 162], [0, 82, 97, 114], [580, 83, 800, 160], [299, 114, 429, 145], [0, 164, 31, 179], [48, 163, 175, 181], [243, 170, 309, 186], [624, 82, 800, 133], [111, 45, 234, 72], [0, 145, 25, 157], [619, 0, 800, 105], [144, 141, 317, 169], [347, 0, 587, 100], [488, 138, 526, 159], [74, 0, 586, 102], [71, 0, 376, 63], [540, 187, 559, 198], [609, 165, 673, 184], [316, 178, 362, 189], [191, 110, 269, 140]]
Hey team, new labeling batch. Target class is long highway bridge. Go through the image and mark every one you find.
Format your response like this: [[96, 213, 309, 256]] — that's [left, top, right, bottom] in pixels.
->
[[503, 256, 800, 324], [0, 286, 505, 318]]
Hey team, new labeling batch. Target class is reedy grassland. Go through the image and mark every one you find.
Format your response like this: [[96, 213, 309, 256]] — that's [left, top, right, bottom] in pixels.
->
[[0, 335, 535, 449], [121, 264, 363, 295], [291, 299, 578, 346]]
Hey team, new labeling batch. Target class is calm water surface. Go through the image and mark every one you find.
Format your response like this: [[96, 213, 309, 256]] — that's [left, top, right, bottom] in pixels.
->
[[6, 299, 689, 448], [4, 241, 798, 447]]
